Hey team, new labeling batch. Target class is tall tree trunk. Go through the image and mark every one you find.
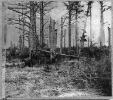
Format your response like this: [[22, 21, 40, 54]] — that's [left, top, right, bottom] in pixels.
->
[[18, 14, 23, 52], [81, 12, 87, 48], [2, 1, 7, 63], [27, 24, 31, 56], [53, 20, 56, 51], [2, 1, 7, 48], [19, 35, 23, 51], [55, 29, 57, 49], [88, 37, 90, 47], [73, 39, 74, 47], [100, 1, 105, 47], [30, 1, 36, 51], [108, 27, 111, 47], [60, 17, 63, 53], [68, 1, 71, 54], [49, 17, 53, 59], [40, 1, 44, 46], [34, 7, 37, 50], [75, 11, 78, 53], [73, 39, 74, 54], [64, 29, 66, 48], [49, 17, 56, 59], [30, 1, 34, 51], [108, 26, 111, 58], [49, 19, 51, 49], [90, 4, 92, 46], [22, 4, 25, 51]]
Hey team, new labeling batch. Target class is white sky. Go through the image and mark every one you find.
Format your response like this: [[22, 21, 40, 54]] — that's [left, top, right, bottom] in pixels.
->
[[6, 1, 111, 48], [49, 1, 111, 47]]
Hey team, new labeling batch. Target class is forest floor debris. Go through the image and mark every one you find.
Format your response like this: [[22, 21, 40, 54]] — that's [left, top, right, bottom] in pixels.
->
[[4, 60, 105, 98]]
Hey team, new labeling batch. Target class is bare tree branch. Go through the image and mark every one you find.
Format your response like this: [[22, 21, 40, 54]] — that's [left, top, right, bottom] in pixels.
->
[[43, 1, 54, 8], [103, 6, 111, 12], [62, 19, 76, 27], [8, 7, 30, 19], [43, 21, 48, 27], [44, 6, 58, 12], [11, 22, 31, 28], [15, 27, 30, 34], [10, 18, 30, 26]]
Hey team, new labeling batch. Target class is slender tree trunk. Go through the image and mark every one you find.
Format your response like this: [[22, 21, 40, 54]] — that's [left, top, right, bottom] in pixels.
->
[[100, 1, 105, 47], [2, 1, 7, 63], [55, 29, 57, 49], [82, 14, 87, 48], [108, 27, 111, 47], [18, 14, 23, 52], [49, 19, 51, 49], [19, 35, 23, 51], [73, 39, 74, 54], [28, 28, 31, 51], [73, 39, 74, 48], [64, 29, 66, 48], [47, 39, 49, 47], [40, 1, 44, 46], [34, 7, 37, 51], [90, 5, 92, 46], [75, 11, 78, 53], [30, 1, 34, 51], [34, 1, 37, 36], [60, 17, 63, 53], [88, 37, 90, 47], [22, 4, 25, 51], [68, 1, 71, 54], [49, 17, 53, 59], [52, 20, 55, 51]]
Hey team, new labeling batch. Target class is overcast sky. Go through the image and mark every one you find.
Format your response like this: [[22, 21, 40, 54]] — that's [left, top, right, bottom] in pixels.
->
[[5, 1, 111, 48]]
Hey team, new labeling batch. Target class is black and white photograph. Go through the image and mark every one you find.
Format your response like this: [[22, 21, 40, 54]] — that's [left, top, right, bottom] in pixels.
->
[[2, 0, 112, 99]]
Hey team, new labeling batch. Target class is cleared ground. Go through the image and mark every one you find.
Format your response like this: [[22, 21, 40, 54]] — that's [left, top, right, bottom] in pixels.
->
[[4, 60, 104, 98]]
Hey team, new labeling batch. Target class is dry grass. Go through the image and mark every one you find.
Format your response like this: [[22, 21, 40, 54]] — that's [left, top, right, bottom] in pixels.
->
[[5, 55, 111, 98]]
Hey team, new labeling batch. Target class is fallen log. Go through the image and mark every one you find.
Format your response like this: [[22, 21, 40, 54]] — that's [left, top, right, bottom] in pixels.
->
[[37, 48, 79, 59], [5, 62, 25, 68], [79, 67, 111, 81]]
